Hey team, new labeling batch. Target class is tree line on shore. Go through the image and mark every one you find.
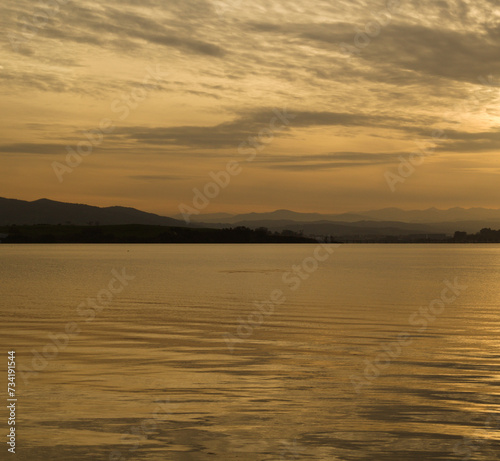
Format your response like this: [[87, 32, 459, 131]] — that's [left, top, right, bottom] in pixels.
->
[[453, 228, 500, 243], [0, 224, 317, 244], [2, 224, 500, 244]]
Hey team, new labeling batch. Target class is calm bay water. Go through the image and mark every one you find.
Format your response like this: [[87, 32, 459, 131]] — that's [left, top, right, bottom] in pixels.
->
[[0, 244, 499, 460]]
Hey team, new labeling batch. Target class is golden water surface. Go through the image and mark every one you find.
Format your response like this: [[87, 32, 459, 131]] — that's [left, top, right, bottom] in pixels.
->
[[1, 244, 499, 460]]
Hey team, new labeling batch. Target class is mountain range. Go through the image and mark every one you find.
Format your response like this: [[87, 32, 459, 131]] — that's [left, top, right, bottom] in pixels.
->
[[179, 207, 500, 224], [2, 197, 500, 239]]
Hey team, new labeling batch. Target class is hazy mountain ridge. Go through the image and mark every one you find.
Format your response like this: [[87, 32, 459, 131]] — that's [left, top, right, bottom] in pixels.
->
[[186, 207, 500, 235], [182, 210, 369, 223], [2, 198, 499, 237], [360, 207, 500, 223], [186, 207, 500, 224]]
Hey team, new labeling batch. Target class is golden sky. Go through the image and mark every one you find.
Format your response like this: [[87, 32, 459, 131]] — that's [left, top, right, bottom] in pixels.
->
[[1, 0, 500, 216]]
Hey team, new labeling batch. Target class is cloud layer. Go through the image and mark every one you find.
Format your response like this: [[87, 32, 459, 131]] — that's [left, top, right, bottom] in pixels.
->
[[1, 0, 500, 213]]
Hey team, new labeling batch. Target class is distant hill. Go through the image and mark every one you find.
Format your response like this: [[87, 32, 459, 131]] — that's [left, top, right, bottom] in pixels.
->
[[0, 197, 187, 227], [178, 209, 371, 223], [360, 207, 500, 223], [189, 207, 500, 235], [187, 207, 500, 225]]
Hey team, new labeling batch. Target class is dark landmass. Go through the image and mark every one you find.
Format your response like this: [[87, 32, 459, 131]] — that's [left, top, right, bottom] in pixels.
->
[[195, 217, 500, 237], [1, 225, 499, 244], [0, 224, 318, 244], [204, 219, 438, 239], [0, 197, 187, 227], [2, 198, 500, 243], [337, 228, 500, 243]]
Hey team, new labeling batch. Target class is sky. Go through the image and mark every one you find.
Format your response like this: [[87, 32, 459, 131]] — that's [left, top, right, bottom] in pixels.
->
[[1, 0, 500, 216]]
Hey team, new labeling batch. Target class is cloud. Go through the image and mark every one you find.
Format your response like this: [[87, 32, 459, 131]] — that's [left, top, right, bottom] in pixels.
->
[[247, 14, 500, 86], [0, 143, 65, 154], [255, 151, 406, 171], [128, 175, 184, 181], [437, 129, 500, 153], [0, 68, 75, 93], [11, 1, 226, 57], [110, 109, 436, 149], [360, 23, 500, 85]]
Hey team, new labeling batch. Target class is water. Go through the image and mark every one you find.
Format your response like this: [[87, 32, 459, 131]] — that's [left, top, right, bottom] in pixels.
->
[[0, 244, 499, 460]]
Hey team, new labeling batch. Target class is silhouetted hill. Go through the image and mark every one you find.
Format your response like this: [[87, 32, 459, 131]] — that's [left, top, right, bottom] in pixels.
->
[[0, 197, 187, 227]]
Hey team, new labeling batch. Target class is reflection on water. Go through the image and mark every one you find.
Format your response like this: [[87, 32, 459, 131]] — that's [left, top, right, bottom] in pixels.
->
[[0, 244, 499, 460]]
